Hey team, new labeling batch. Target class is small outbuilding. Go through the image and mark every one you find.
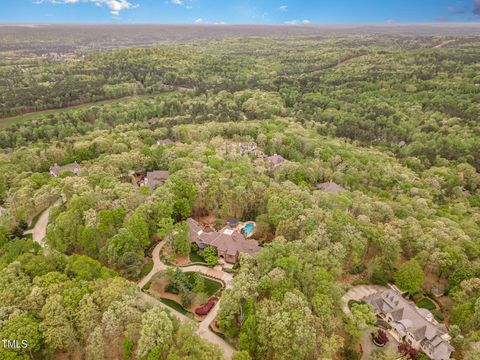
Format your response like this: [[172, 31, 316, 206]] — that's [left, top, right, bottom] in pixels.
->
[[314, 182, 345, 194], [141, 170, 169, 190], [157, 139, 174, 146], [267, 154, 286, 166], [50, 162, 81, 177]]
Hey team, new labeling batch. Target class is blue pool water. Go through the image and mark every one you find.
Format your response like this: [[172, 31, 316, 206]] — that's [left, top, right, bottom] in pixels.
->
[[243, 223, 255, 235]]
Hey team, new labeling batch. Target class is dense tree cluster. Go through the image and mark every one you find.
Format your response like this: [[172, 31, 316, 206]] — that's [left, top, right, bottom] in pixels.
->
[[0, 30, 480, 359]]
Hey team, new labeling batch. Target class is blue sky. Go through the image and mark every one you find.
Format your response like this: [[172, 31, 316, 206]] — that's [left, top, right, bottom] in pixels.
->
[[1, 0, 479, 24]]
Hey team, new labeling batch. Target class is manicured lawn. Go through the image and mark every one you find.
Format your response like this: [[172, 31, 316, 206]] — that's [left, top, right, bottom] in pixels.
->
[[348, 300, 366, 310], [139, 259, 154, 278], [417, 297, 437, 311], [185, 272, 223, 296], [204, 277, 223, 296], [160, 298, 190, 315], [189, 251, 205, 263]]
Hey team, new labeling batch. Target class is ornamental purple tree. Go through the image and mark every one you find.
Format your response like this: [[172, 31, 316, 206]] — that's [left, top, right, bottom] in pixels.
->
[[373, 329, 389, 345]]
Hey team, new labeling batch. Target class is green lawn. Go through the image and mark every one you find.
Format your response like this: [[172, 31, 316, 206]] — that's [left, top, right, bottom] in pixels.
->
[[160, 297, 190, 315], [185, 272, 223, 296], [189, 251, 205, 263], [139, 259, 154, 279], [417, 297, 437, 311]]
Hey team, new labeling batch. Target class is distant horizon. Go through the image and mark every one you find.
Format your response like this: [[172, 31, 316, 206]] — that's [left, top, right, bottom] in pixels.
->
[[1, 22, 480, 26]]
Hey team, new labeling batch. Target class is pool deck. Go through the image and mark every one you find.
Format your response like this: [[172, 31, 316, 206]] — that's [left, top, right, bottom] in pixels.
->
[[236, 221, 256, 238]]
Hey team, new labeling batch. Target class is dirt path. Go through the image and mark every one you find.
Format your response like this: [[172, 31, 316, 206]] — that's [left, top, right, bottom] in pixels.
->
[[24, 207, 52, 247], [433, 40, 455, 49], [137, 242, 235, 359]]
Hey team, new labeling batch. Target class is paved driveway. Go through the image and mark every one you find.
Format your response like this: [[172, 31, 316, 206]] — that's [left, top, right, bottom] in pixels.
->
[[137, 241, 235, 359], [361, 329, 399, 360]]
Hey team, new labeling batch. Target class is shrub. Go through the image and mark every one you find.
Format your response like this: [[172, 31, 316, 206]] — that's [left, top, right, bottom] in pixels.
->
[[398, 343, 418, 359], [165, 283, 179, 294], [371, 266, 390, 286], [349, 263, 367, 274], [372, 329, 389, 346], [195, 298, 216, 316]]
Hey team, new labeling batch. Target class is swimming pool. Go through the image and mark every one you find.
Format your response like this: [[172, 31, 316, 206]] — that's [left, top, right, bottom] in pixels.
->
[[242, 223, 255, 235]]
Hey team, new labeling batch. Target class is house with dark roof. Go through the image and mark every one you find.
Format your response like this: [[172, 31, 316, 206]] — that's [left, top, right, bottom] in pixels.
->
[[362, 289, 453, 360], [141, 170, 169, 190], [266, 154, 286, 167], [50, 162, 81, 177], [187, 218, 260, 263], [314, 182, 345, 194]]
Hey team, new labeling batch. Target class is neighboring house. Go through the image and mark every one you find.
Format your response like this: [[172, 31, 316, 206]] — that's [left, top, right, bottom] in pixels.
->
[[314, 182, 345, 194], [239, 142, 258, 155], [267, 154, 286, 167], [141, 170, 169, 190], [157, 138, 174, 146], [50, 162, 81, 177], [148, 117, 159, 125], [187, 218, 260, 263], [362, 289, 453, 360]]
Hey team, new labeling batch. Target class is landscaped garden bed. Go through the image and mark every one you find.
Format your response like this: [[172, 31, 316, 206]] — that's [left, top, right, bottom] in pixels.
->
[[416, 297, 437, 311], [147, 268, 224, 319]]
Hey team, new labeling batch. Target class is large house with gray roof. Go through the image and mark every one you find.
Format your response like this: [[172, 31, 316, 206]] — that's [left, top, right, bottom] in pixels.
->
[[187, 218, 260, 263], [362, 288, 453, 360]]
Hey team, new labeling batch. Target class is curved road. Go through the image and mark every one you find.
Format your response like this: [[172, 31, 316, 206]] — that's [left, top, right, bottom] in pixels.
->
[[21, 205, 235, 358], [138, 241, 235, 359]]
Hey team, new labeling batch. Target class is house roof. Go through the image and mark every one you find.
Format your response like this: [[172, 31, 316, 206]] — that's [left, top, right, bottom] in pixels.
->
[[362, 289, 453, 360], [50, 162, 81, 177], [267, 154, 286, 165], [145, 170, 169, 189], [314, 182, 344, 194], [157, 139, 174, 145], [187, 218, 260, 257]]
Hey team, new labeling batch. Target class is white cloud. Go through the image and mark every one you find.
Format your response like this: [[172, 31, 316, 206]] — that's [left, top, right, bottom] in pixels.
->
[[194, 18, 203, 23], [285, 19, 311, 25], [34, 0, 138, 16], [214, 21, 226, 25], [279, 5, 288, 12], [171, 0, 183, 5]]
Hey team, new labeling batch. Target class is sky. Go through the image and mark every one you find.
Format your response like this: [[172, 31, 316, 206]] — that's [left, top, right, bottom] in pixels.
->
[[1, 0, 479, 24]]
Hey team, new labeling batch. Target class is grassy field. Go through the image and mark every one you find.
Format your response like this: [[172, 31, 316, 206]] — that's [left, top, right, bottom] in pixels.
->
[[160, 297, 190, 315], [0, 94, 158, 128], [189, 251, 206, 263], [139, 259, 154, 279]]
